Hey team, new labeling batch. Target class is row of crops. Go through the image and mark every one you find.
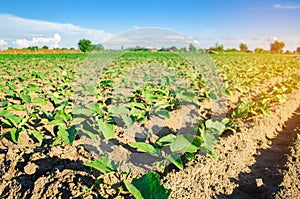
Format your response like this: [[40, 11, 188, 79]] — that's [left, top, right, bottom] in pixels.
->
[[0, 52, 299, 198]]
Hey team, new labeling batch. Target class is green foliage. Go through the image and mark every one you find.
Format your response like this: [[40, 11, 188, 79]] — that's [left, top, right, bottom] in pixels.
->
[[78, 39, 93, 53], [239, 42, 248, 52], [189, 43, 197, 51], [1, 51, 300, 198], [84, 156, 119, 173], [125, 172, 171, 199], [270, 40, 285, 53], [93, 44, 105, 51]]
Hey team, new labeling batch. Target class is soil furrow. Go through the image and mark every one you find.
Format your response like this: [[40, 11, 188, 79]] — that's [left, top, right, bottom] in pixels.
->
[[164, 85, 300, 199]]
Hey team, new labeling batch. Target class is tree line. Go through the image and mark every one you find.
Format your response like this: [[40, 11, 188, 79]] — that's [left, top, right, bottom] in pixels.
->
[[3, 39, 300, 54], [78, 39, 300, 54]]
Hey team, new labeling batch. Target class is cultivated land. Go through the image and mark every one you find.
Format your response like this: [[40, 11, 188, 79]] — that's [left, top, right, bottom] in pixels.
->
[[0, 52, 299, 198]]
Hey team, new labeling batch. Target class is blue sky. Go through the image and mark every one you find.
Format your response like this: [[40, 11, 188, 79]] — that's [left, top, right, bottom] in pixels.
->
[[0, 0, 299, 50]]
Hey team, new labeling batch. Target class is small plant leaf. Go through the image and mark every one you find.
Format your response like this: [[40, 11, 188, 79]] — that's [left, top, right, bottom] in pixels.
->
[[165, 153, 184, 170], [155, 109, 170, 119], [10, 127, 21, 143], [155, 134, 176, 148], [124, 180, 144, 199], [130, 172, 171, 199], [84, 156, 118, 173], [28, 130, 43, 145], [170, 134, 199, 154], [108, 106, 130, 115], [205, 120, 225, 135], [130, 142, 159, 156], [56, 125, 77, 145], [97, 119, 114, 140]]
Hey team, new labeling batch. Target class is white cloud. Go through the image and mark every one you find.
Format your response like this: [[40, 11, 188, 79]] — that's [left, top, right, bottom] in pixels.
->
[[14, 33, 61, 48], [0, 14, 113, 49], [273, 4, 300, 9], [0, 39, 7, 46]]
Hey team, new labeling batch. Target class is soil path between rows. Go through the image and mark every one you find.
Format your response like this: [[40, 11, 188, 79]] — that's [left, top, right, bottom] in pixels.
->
[[220, 106, 300, 198], [164, 87, 300, 199]]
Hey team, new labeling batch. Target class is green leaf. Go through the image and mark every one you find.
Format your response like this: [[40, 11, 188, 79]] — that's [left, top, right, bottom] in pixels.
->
[[131, 172, 171, 199], [155, 109, 170, 119], [53, 110, 72, 123], [205, 120, 225, 135], [81, 121, 101, 138], [27, 84, 42, 93], [185, 153, 195, 161], [124, 181, 144, 199], [128, 102, 147, 110], [275, 94, 287, 104], [260, 107, 270, 116], [97, 119, 114, 140], [208, 91, 218, 100], [10, 127, 21, 143], [0, 100, 9, 107], [49, 94, 60, 106], [108, 106, 130, 115], [199, 130, 217, 153], [28, 130, 43, 145], [7, 82, 17, 91], [19, 116, 30, 127], [130, 142, 159, 156], [4, 89, 15, 97], [165, 153, 184, 170], [19, 94, 31, 103], [72, 106, 94, 116], [31, 97, 48, 105], [84, 156, 118, 173], [48, 119, 65, 125], [38, 108, 53, 120], [177, 90, 196, 102], [0, 110, 23, 127], [56, 125, 77, 145], [155, 134, 176, 148], [220, 87, 232, 96], [7, 104, 26, 111], [121, 114, 134, 127], [130, 109, 146, 120], [142, 89, 155, 104], [170, 134, 199, 154]]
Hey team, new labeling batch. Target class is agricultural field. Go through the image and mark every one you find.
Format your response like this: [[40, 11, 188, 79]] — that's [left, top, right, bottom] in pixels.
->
[[0, 52, 299, 198]]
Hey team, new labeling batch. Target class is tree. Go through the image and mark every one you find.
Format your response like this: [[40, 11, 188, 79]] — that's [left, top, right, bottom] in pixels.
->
[[209, 42, 224, 52], [189, 43, 197, 51], [239, 43, 248, 52], [270, 40, 285, 53], [93, 44, 105, 51], [42, 45, 49, 49], [78, 39, 93, 53], [225, 48, 238, 52], [27, 46, 39, 51], [180, 47, 187, 52], [254, 48, 267, 53], [296, 47, 300, 54]]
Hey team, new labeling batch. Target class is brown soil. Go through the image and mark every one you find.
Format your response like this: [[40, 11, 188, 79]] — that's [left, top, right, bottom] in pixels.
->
[[1, 90, 300, 198]]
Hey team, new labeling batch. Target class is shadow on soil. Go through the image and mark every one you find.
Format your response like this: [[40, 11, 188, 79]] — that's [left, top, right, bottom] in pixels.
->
[[217, 106, 300, 199]]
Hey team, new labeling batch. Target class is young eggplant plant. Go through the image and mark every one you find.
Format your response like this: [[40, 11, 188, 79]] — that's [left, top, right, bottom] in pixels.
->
[[84, 156, 171, 199], [130, 118, 235, 171]]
